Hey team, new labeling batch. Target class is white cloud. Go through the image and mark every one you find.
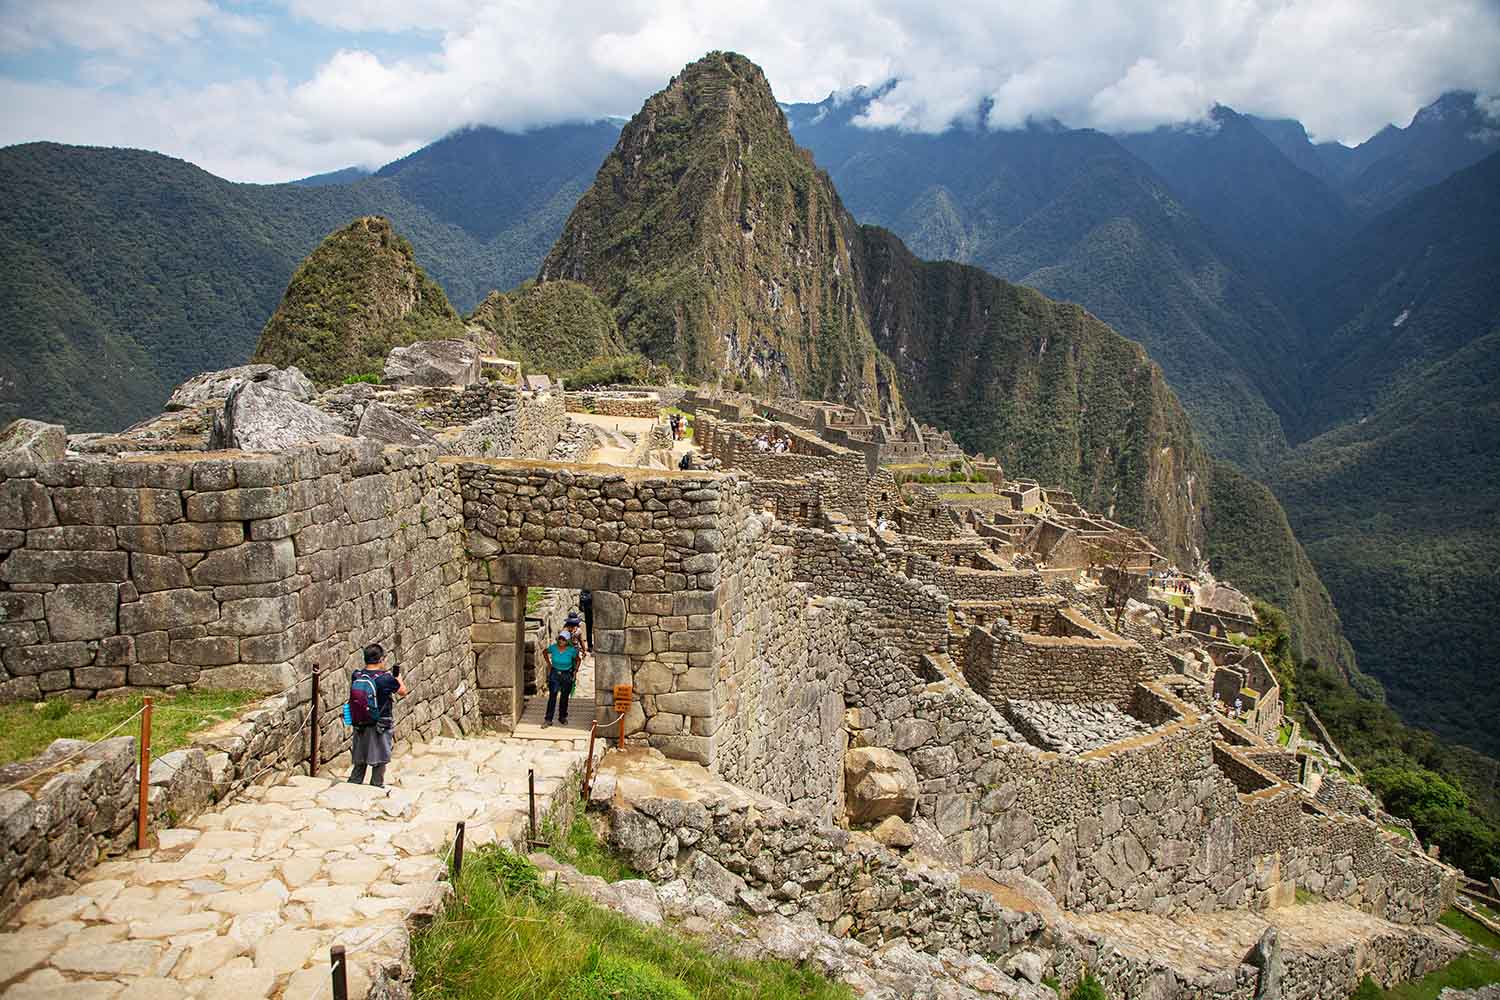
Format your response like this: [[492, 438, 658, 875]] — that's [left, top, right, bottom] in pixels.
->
[[2, 0, 1499, 181]]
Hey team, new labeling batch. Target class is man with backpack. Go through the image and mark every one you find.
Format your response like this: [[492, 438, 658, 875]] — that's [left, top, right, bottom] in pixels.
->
[[347, 643, 406, 787], [542, 631, 580, 728]]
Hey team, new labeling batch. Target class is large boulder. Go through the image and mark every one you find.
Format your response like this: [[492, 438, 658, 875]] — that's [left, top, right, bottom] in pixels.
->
[[213, 380, 342, 452], [0, 419, 66, 462], [844, 747, 919, 825], [166, 364, 313, 411], [383, 339, 480, 388], [355, 401, 438, 448]]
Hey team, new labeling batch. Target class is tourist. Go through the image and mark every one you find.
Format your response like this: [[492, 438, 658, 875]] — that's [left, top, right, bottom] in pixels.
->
[[579, 589, 594, 649], [679, 450, 695, 470], [670, 413, 681, 440], [564, 612, 588, 656], [542, 631, 580, 728], [347, 643, 406, 788], [755, 434, 770, 451]]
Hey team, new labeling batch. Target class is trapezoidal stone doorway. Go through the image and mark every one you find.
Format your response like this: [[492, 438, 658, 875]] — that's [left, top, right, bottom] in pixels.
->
[[453, 459, 739, 767], [469, 554, 630, 733]]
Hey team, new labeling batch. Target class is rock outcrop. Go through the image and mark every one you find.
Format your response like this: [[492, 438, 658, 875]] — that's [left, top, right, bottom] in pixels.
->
[[212, 379, 342, 452], [165, 364, 313, 411], [844, 746, 919, 824], [252, 216, 466, 386], [383, 339, 480, 388], [355, 401, 439, 448], [0, 419, 66, 462]]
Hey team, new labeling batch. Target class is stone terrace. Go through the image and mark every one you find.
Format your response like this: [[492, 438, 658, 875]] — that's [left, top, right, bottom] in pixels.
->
[[0, 731, 587, 999]]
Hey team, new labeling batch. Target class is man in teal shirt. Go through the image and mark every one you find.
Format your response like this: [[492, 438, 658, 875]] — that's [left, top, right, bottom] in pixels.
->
[[543, 631, 580, 727]]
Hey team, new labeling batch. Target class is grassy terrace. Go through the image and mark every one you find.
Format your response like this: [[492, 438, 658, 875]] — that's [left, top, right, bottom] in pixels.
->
[[411, 845, 852, 1000], [1352, 910, 1500, 998], [0, 691, 261, 766]]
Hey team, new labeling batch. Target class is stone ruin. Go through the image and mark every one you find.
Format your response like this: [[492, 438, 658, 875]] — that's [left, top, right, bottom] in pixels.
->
[[0, 366, 1469, 998]]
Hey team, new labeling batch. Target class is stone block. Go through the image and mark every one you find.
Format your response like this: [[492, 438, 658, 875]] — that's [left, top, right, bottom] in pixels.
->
[[130, 552, 190, 593], [198, 662, 295, 691], [119, 589, 219, 633], [240, 631, 300, 662], [162, 521, 244, 552], [3, 641, 94, 675], [191, 539, 296, 586], [0, 419, 66, 461], [135, 631, 169, 663], [25, 526, 117, 550], [655, 690, 714, 718], [128, 663, 200, 686], [44, 582, 118, 641], [667, 629, 714, 653], [218, 594, 297, 636], [475, 645, 517, 688], [115, 526, 166, 553], [74, 666, 127, 690], [595, 628, 625, 654], [0, 590, 44, 621], [624, 628, 652, 654], [95, 635, 135, 666], [185, 487, 289, 523], [53, 486, 181, 525], [649, 732, 715, 766], [170, 636, 239, 666], [0, 548, 128, 584], [0, 479, 57, 529]]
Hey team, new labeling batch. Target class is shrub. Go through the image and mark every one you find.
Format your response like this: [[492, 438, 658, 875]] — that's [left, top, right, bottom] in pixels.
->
[[342, 372, 382, 384], [1069, 973, 1108, 1000]]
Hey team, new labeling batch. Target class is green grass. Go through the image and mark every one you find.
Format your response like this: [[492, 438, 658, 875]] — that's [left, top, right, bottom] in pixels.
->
[[0, 690, 262, 766], [526, 587, 545, 614], [1350, 910, 1500, 998], [411, 847, 852, 1000], [541, 813, 639, 883], [1382, 823, 1416, 842]]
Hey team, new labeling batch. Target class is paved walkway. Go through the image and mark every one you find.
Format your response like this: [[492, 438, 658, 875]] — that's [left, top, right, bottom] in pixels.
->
[[0, 733, 588, 999]]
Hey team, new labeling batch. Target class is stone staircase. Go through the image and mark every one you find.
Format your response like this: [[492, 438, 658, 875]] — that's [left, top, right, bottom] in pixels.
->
[[0, 733, 588, 999]]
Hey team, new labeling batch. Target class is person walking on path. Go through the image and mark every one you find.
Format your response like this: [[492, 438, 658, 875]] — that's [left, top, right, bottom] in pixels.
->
[[563, 612, 588, 656], [348, 643, 406, 787], [542, 631, 580, 728]]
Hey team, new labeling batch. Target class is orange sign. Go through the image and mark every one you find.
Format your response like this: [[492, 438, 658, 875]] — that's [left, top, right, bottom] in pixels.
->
[[613, 684, 633, 714]]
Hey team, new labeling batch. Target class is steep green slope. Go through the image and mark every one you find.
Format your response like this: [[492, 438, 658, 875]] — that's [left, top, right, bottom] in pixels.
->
[[1293, 152, 1500, 438], [540, 53, 887, 411], [0, 128, 617, 430], [1274, 327, 1500, 754], [467, 280, 625, 373], [253, 216, 465, 384], [1203, 458, 1358, 677], [786, 97, 1301, 473], [851, 225, 1209, 566]]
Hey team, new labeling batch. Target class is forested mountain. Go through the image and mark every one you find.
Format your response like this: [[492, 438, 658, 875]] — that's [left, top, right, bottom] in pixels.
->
[[1116, 106, 1354, 301], [1274, 152, 1500, 754], [0, 124, 617, 430], [785, 92, 1303, 474]]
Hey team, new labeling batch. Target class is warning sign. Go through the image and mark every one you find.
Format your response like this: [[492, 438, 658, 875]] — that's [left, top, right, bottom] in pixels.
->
[[613, 684, 634, 714]]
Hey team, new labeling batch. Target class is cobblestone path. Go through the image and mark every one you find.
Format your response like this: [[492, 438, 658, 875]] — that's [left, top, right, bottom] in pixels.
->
[[0, 732, 589, 999]]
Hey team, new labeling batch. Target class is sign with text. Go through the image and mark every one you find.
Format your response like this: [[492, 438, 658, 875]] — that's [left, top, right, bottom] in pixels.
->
[[613, 684, 633, 715]]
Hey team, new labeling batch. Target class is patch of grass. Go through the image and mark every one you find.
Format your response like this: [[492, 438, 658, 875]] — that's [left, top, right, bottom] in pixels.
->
[[1068, 972, 1107, 1000], [342, 372, 382, 384], [541, 812, 639, 883], [526, 587, 545, 614], [1294, 887, 1323, 905], [411, 847, 852, 1000], [1443, 908, 1500, 951], [0, 690, 262, 766], [1350, 910, 1500, 998], [1382, 823, 1416, 842]]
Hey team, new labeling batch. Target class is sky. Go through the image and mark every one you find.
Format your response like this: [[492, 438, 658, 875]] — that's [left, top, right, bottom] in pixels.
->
[[2, 0, 1499, 183]]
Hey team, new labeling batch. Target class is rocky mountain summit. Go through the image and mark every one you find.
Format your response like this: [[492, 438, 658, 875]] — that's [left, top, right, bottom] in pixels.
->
[[252, 216, 467, 385]]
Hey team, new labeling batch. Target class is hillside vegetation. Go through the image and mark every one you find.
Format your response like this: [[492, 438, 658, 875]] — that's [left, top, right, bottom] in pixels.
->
[[467, 280, 625, 373], [0, 127, 616, 430], [253, 217, 465, 384]]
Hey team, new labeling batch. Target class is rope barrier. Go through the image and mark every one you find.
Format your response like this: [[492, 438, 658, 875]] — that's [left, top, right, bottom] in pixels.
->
[[0, 707, 146, 795]]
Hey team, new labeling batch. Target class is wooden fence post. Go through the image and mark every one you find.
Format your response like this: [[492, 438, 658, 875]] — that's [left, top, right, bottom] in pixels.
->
[[309, 663, 320, 776], [330, 944, 348, 1000], [136, 696, 153, 850], [452, 821, 466, 880]]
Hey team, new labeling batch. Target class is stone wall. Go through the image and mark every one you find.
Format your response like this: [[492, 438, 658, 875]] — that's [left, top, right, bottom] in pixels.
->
[[0, 441, 480, 765], [907, 554, 1044, 600], [695, 417, 869, 524], [963, 610, 1147, 710], [770, 523, 949, 664], [843, 638, 1451, 923], [566, 392, 662, 419]]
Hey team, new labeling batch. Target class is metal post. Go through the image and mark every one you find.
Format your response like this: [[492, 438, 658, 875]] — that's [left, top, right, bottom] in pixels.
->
[[452, 820, 465, 880], [309, 663, 320, 776], [330, 944, 348, 1000], [527, 768, 537, 843], [137, 696, 153, 850]]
